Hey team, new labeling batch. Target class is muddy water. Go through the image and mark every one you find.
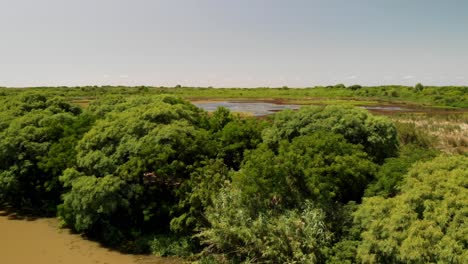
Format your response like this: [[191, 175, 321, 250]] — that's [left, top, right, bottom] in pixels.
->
[[193, 101, 408, 116], [0, 212, 179, 264], [193, 101, 301, 116]]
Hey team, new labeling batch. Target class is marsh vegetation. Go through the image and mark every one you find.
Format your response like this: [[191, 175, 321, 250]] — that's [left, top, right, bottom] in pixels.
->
[[0, 86, 466, 263]]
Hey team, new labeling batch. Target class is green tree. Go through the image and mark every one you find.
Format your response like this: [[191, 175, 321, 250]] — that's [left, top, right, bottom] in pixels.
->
[[58, 96, 213, 243], [58, 174, 129, 244], [415, 83, 424, 92], [198, 132, 377, 263], [170, 159, 230, 233], [214, 117, 267, 170], [355, 155, 468, 263], [348, 84, 362, 90], [262, 105, 398, 163], [199, 189, 333, 263], [0, 96, 88, 213], [208, 106, 234, 132], [364, 145, 438, 198], [235, 132, 377, 211]]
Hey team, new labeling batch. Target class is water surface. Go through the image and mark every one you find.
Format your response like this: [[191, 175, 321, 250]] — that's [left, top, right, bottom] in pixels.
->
[[0, 212, 178, 264], [194, 101, 407, 116], [193, 101, 300, 116]]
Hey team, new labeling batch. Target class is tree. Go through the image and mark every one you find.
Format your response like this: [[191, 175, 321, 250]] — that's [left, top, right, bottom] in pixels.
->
[[348, 85, 362, 90], [197, 132, 377, 263], [262, 105, 398, 163], [365, 146, 438, 198], [58, 96, 213, 243], [354, 155, 468, 263], [235, 132, 377, 211], [208, 106, 234, 132], [214, 117, 267, 170], [199, 190, 333, 263], [170, 159, 230, 233], [58, 174, 129, 244], [415, 83, 424, 92], [0, 96, 88, 213]]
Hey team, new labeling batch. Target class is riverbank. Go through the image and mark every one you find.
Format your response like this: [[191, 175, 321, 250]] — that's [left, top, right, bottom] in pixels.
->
[[0, 211, 180, 264]]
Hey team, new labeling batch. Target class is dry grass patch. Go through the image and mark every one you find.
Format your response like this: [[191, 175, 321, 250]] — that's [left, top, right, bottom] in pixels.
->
[[393, 113, 468, 154]]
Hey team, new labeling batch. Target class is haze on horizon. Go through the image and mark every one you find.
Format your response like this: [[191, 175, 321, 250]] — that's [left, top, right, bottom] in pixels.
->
[[1, 0, 467, 88]]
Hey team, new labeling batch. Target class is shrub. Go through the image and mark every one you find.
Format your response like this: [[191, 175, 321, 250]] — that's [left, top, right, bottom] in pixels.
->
[[395, 121, 435, 148], [348, 85, 362, 90], [58, 96, 213, 243], [415, 83, 424, 92], [0, 97, 89, 212], [355, 155, 468, 263], [262, 105, 398, 163], [364, 146, 438, 197], [236, 132, 377, 210], [199, 190, 333, 263], [150, 235, 195, 257]]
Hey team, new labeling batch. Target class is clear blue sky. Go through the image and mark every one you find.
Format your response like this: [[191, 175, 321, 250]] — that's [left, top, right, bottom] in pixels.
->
[[1, 0, 467, 87]]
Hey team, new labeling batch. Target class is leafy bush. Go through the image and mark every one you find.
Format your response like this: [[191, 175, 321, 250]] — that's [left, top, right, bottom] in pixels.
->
[[214, 116, 266, 170], [150, 234, 195, 257], [365, 146, 438, 197], [0, 96, 89, 212], [235, 132, 377, 210], [1, 88, 465, 263], [199, 189, 333, 263], [348, 84, 362, 90], [355, 155, 468, 263], [415, 83, 424, 92], [171, 159, 230, 233], [262, 105, 398, 163], [58, 174, 128, 244], [198, 132, 377, 263], [58, 96, 213, 243], [208, 106, 234, 132]]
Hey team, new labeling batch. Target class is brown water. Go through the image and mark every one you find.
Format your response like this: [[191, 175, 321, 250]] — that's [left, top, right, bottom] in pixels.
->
[[192, 100, 410, 116], [0, 211, 179, 264]]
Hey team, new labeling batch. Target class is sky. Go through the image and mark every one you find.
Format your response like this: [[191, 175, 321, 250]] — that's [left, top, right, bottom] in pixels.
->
[[1, 0, 467, 87]]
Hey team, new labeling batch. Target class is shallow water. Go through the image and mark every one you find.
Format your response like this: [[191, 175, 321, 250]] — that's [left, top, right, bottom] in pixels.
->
[[0, 212, 179, 264], [193, 101, 407, 116], [193, 101, 300, 116], [363, 106, 407, 111]]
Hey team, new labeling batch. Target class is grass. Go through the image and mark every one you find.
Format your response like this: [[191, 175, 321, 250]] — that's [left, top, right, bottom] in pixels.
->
[[3, 85, 467, 109], [392, 113, 468, 154]]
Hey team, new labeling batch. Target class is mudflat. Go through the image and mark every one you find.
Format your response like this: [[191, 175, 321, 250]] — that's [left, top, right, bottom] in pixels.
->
[[0, 211, 178, 264]]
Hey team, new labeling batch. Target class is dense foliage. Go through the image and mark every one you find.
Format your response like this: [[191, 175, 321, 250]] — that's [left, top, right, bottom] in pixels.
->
[[0, 88, 466, 263], [59, 96, 212, 244], [0, 94, 91, 213], [235, 132, 377, 209], [355, 155, 468, 263], [262, 105, 398, 163]]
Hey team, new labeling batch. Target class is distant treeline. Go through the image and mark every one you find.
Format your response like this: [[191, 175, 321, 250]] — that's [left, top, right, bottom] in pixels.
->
[[0, 90, 466, 263], [1, 84, 467, 108]]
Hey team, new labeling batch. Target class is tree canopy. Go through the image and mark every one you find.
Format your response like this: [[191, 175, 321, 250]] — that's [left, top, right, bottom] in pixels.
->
[[58, 97, 212, 243], [355, 155, 468, 263], [0, 95, 88, 212], [0, 89, 464, 262], [262, 105, 398, 163]]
